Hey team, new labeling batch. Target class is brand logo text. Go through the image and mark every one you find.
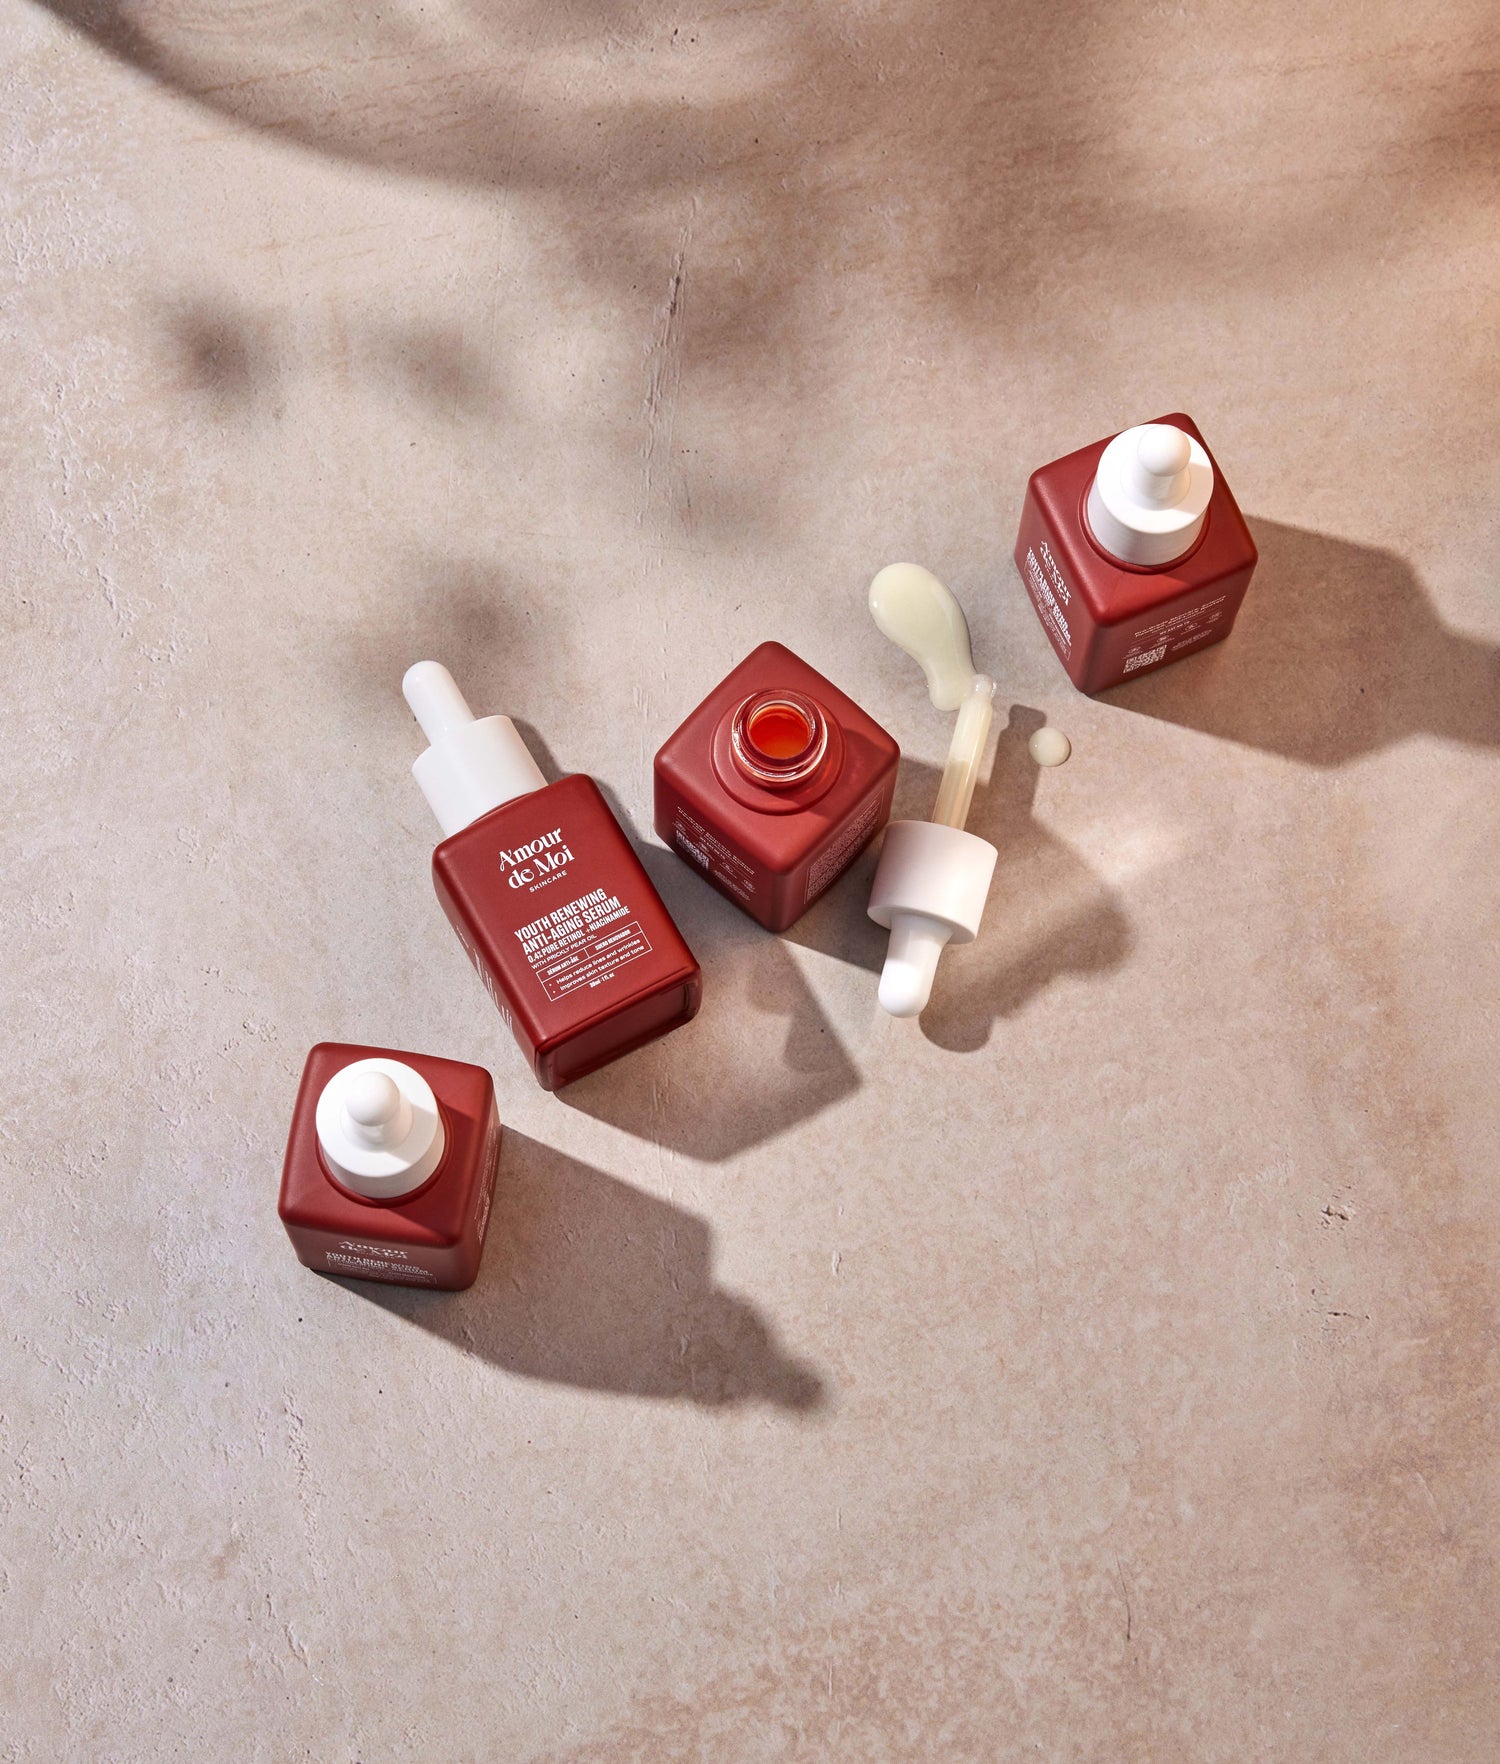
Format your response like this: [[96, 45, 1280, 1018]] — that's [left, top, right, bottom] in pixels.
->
[[498, 827, 574, 889]]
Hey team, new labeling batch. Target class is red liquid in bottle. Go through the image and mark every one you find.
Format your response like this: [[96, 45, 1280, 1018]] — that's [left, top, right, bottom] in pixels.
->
[[746, 701, 815, 760]]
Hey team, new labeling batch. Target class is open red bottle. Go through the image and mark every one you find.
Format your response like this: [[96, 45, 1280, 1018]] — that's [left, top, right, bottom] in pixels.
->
[[654, 641, 899, 933]]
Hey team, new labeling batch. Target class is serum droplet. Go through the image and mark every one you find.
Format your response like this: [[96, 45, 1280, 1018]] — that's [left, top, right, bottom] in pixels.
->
[[1028, 727, 1072, 767]]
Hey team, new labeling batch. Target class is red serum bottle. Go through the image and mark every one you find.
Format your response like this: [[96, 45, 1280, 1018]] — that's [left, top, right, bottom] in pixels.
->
[[278, 1042, 502, 1290], [403, 662, 701, 1091], [654, 641, 900, 933], [1013, 413, 1258, 694]]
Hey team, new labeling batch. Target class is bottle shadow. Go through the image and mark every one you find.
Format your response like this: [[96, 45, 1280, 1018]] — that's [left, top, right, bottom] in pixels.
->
[[1108, 519, 1500, 764], [349, 1133, 824, 1410], [513, 723, 864, 1163], [784, 706, 1134, 1052]]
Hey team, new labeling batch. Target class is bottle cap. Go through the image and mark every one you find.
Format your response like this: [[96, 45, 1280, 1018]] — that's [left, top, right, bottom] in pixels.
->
[[867, 820, 999, 1016], [1085, 422, 1213, 568], [315, 1056, 446, 1200], [403, 660, 547, 838]]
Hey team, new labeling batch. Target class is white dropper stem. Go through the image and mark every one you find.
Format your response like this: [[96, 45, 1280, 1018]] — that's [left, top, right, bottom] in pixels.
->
[[403, 660, 475, 744], [314, 1057, 447, 1200], [341, 1068, 413, 1150], [1130, 424, 1192, 506], [401, 660, 548, 838], [877, 912, 956, 1018], [931, 674, 996, 830]]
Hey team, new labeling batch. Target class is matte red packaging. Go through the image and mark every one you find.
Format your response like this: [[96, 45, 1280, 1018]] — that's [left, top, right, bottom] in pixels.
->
[[654, 640, 900, 933], [278, 1041, 501, 1290], [1013, 411, 1258, 694], [403, 663, 700, 1091]]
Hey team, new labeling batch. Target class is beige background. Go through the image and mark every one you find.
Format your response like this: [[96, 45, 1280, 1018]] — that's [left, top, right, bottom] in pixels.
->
[[4, 2, 1498, 1758]]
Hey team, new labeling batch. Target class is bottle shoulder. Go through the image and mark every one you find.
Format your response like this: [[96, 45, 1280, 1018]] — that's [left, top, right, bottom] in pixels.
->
[[434, 775, 605, 861], [663, 644, 895, 752]]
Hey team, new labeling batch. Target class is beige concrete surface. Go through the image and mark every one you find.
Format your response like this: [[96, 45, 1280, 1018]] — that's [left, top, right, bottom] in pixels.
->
[[4, 2, 1499, 1757]]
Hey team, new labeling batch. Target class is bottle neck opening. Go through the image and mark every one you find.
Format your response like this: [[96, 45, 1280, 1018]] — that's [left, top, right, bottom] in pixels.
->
[[730, 690, 829, 788]]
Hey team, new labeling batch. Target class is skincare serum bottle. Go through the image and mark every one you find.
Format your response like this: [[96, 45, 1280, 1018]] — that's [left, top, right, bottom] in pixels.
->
[[403, 662, 701, 1091], [1013, 412, 1258, 694], [277, 1042, 501, 1290], [654, 641, 900, 932]]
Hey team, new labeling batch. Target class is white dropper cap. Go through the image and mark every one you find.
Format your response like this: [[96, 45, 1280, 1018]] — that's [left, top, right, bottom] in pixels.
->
[[315, 1057, 446, 1200], [1085, 422, 1213, 568], [866, 565, 1000, 1018], [402, 661, 547, 838], [868, 812, 998, 1016]]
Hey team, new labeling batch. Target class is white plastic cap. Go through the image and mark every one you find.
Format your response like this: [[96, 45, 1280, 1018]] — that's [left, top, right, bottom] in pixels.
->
[[403, 660, 547, 839], [1085, 423, 1213, 568], [867, 820, 999, 1017], [315, 1056, 446, 1200]]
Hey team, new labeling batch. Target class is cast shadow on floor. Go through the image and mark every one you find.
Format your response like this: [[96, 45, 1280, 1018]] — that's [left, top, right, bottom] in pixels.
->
[[1110, 519, 1500, 764], [515, 724, 863, 1163], [784, 705, 1134, 1054], [160, 295, 496, 424], [349, 1132, 824, 1412]]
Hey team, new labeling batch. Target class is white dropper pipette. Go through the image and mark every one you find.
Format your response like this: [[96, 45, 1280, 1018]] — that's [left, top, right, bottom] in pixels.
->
[[866, 564, 1000, 1017]]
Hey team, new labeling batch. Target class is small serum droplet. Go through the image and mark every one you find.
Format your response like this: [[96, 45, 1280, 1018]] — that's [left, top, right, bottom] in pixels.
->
[[1028, 727, 1071, 767]]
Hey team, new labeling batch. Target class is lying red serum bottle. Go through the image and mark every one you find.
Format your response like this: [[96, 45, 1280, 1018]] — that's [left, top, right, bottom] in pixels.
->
[[654, 640, 900, 932], [403, 662, 701, 1090], [278, 1042, 501, 1290], [1013, 412, 1258, 694]]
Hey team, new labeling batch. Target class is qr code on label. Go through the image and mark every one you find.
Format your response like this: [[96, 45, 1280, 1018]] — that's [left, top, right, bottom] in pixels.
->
[[1123, 646, 1167, 673]]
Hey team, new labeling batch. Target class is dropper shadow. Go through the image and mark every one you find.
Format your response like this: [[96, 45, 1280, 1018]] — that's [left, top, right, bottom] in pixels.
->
[[352, 1134, 824, 1410], [1109, 520, 1500, 764], [784, 707, 1134, 1052], [778, 749, 960, 976], [513, 723, 863, 1162]]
